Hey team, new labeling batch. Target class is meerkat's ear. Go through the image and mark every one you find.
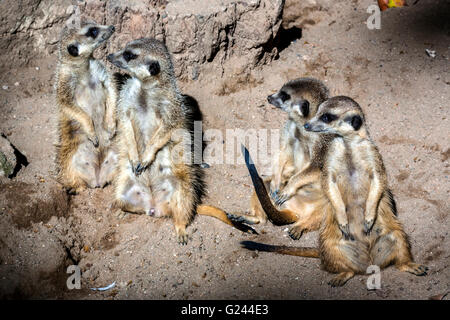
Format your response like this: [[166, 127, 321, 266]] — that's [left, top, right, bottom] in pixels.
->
[[347, 115, 362, 131], [293, 100, 310, 117], [299, 100, 310, 117], [67, 44, 79, 57], [148, 60, 160, 76]]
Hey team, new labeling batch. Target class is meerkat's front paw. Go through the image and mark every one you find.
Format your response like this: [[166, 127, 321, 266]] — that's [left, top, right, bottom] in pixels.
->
[[105, 124, 116, 140], [363, 218, 375, 235], [139, 154, 156, 173], [339, 224, 354, 241], [274, 191, 292, 207], [88, 134, 99, 148], [129, 159, 140, 175]]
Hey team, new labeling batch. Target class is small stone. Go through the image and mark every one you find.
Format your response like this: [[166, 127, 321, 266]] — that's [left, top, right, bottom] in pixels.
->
[[2, 85, 8, 90]]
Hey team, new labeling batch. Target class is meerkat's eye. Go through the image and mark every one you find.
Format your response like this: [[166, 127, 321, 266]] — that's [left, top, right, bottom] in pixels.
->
[[319, 113, 338, 123], [86, 27, 99, 39], [123, 51, 138, 62], [345, 115, 363, 131], [148, 60, 160, 76], [278, 91, 291, 102], [300, 100, 310, 117]]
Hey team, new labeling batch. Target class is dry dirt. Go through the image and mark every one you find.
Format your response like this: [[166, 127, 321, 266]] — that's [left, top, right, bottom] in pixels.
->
[[0, 0, 449, 299]]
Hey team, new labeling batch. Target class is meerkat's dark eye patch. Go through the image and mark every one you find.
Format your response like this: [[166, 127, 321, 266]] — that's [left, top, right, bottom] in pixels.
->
[[86, 27, 99, 39], [148, 60, 160, 76], [123, 51, 138, 62], [67, 44, 79, 57], [345, 115, 363, 131], [300, 100, 310, 117], [278, 91, 291, 102], [319, 113, 338, 123]]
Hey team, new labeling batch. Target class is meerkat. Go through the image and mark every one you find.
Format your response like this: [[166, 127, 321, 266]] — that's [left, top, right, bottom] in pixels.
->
[[107, 38, 253, 244], [242, 96, 428, 287], [55, 19, 117, 193], [228, 78, 332, 239]]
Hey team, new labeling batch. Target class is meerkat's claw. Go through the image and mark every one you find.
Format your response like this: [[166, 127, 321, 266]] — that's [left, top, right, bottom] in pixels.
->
[[275, 193, 289, 207], [288, 226, 304, 240], [134, 163, 145, 175], [226, 213, 248, 224], [339, 224, 354, 241], [363, 218, 374, 235], [89, 135, 99, 148], [269, 188, 279, 201], [178, 233, 189, 245], [328, 272, 354, 287], [115, 210, 128, 219], [398, 262, 429, 276]]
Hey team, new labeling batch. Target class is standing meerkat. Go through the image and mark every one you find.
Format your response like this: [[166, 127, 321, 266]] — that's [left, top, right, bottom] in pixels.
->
[[242, 96, 428, 286], [229, 78, 332, 240], [55, 19, 117, 193], [107, 38, 253, 244]]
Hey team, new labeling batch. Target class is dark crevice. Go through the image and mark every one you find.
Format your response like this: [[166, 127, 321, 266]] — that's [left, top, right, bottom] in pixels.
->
[[64, 245, 79, 266], [1, 133, 29, 178], [275, 26, 303, 54], [260, 25, 303, 62]]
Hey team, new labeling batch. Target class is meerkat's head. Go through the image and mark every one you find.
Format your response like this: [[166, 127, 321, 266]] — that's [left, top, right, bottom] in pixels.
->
[[267, 78, 329, 121], [107, 38, 175, 85], [304, 96, 366, 137], [59, 19, 115, 63]]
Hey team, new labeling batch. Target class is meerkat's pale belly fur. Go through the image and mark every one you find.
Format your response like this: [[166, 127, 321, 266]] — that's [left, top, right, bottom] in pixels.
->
[[74, 60, 111, 146], [56, 58, 118, 192], [114, 78, 186, 219]]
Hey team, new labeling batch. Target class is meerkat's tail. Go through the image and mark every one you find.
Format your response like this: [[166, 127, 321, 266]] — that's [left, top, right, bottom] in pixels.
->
[[241, 241, 319, 258], [240, 144, 297, 225], [196, 204, 257, 234]]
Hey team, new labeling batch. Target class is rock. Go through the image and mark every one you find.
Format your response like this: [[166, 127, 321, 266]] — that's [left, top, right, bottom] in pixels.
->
[[0, 134, 16, 178], [0, 0, 74, 69], [0, 0, 285, 80]]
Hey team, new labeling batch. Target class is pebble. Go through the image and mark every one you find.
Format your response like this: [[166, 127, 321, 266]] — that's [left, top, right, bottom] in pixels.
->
[[2, 85, 8, 90]]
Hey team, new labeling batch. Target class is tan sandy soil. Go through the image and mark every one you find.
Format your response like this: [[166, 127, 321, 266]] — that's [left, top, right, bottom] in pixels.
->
[[0, 0, 448, 299]]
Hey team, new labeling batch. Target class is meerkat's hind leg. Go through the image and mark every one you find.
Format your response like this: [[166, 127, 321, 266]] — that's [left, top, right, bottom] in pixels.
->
[[397, 262, 429, 276], [372, 228, 429, 276], [226, 212, 262, 225], [328, 272, 355, 287], [116, 210, 129, 219], [288, 224, 305, 240]]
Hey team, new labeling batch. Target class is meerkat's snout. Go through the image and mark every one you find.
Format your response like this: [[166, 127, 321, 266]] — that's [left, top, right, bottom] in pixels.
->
[[267, 91, 290, 109], [107, 52, 125, 69], [303, 118, 328, 132]]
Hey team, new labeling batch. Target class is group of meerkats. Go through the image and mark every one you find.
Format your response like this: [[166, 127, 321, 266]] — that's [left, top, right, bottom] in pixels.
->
[[54, 19, 428, 287]]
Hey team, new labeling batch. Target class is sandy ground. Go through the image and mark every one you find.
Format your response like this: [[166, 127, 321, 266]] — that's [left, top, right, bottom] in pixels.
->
[[0, 0, 449, 299]]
